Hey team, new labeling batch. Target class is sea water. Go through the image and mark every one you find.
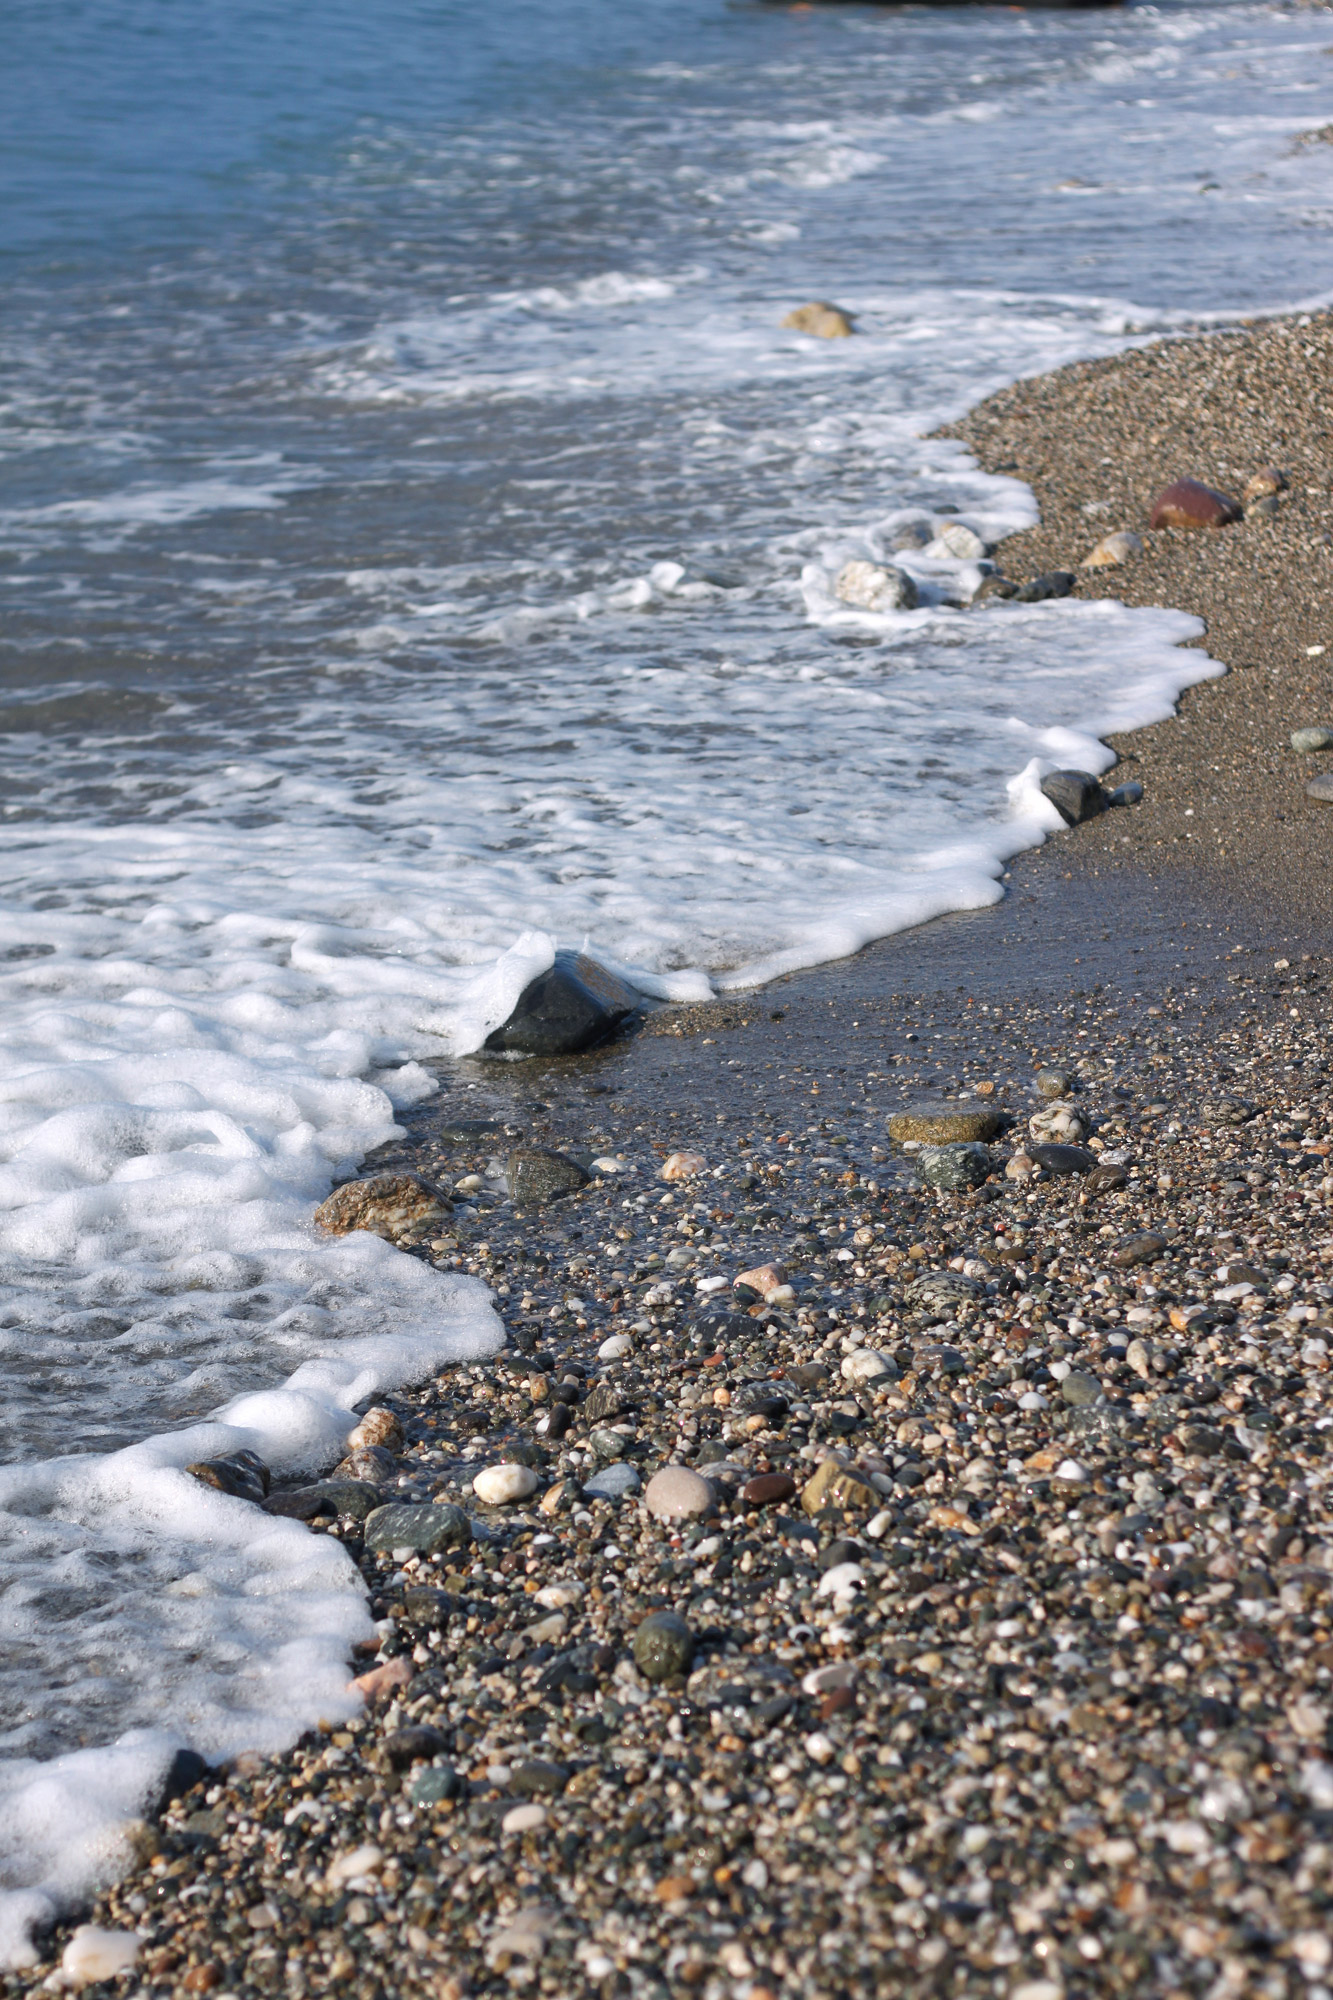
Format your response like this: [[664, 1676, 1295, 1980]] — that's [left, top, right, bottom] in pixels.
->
[[2, 0, 1333, 1956]]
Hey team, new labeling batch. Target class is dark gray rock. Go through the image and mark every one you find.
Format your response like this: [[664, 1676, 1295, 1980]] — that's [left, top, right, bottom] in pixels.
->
[[1014, 571, 1076, 603], [485, 949, 640, 1056], [384, 1726, 449, 1770], [1041, 770, 1108, 825], [1111, 1231, 1168, 1269], [363, 1501, 472, 1555], [582, 1381, 632, 1425], [1030, 1142, 1095, 1176], [509, 1759, 570, 1796], [508, 1147, 590, 1206], [1107, 779, 1144, 807], [409, 1764, 464, 1806], [263, 1479, 382, 1522], [633, 1612, 694, 1684]]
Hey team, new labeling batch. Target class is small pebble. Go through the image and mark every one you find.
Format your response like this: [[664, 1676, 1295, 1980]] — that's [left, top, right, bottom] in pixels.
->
[[643, 1465, 715, 1522], [472, 1463, 539, 1505]]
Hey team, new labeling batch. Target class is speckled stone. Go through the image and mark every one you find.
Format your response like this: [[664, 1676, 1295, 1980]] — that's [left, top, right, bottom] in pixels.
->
[[632, 1612, 694, 1683]]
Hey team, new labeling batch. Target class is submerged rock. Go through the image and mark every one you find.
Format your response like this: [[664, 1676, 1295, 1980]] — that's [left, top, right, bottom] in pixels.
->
[[781, 301, 854, 339], [1149, 477, 1242, 529], [1041, 769, 1108, 825], [508, 1147, 590, 1206], [834, 559, 918, 613], [486, 949, 640, 1057], [314, 1174, 452, 1246], [264, 1479, 382, 1522]]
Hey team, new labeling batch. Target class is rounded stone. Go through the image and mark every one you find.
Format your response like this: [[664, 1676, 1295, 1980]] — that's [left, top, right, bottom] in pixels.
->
[[661, 1150, 707, 1181], [1307, 774, 1333, 803], [740, 1471, 797, 1509], [362, 1501, 471, 1555], [644, 1465, 715, 1522], [781, 301, 854, 339], [1030, 1143, 1095, 1176], [501, 1803, 548, 1835], [582, 1461, 641, 1503], [1059, 1371, 1101, 1408], [1035, 1067, 1072, 1098], [472, 1463, 539, 1506], [633, 1611, 695, 1683], [1292, 727, 1333, 753], [835, 559, 918, 613], [1148, 477, 1242, 530], [840, 1349, 894, 1384], [507, 1148, 589, 1207], [598, 1333, 633, 1360]]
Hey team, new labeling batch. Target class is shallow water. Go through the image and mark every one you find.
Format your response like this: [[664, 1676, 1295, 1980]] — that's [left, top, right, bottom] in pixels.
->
[[2, 0, 1333, 1958]]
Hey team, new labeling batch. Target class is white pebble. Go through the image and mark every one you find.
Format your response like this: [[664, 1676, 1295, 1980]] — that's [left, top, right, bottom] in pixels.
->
[[473, 1463, 538, 1505], [597, 1333, 632, 1360], [865, 1508, 894, 1540], [327, 1843, 384, 1890], [840, 1349, 892, 1384], [502, 1802, 548, 1835], [1018, 1391, 1048, 1411], [818, 1561, 865, 1598], [695, 1275, 728, 1295], [661, 1150, 706, 1180], [59, 1929, 141, 1988], [1054, 1458, 1088, 1483], [591, 1155, 625, 1174]]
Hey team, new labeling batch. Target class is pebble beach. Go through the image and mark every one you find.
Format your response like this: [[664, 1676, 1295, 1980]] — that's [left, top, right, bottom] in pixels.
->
[[22, 295, 1333, 1992]]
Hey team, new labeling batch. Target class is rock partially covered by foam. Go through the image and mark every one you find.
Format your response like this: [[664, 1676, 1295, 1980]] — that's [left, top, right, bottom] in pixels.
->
[[313, 1173, 452, 1247], [1040, 769, 1108, 825], [186, 1449, 270, 1503], [781, 301, 854, 339], [485, 948, 640, 1056], [834, 560, 918, 613], [59, 1928, 142, 1989]]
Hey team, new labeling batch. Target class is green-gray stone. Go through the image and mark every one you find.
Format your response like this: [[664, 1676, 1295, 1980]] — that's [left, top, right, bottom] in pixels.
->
[[1060, 1371, 1101, 1408], [632, 1611, 694, 1684], [363, 1502, 472, 1555], [508, 1759, 570, 1796], [916, 1142, 991, 1191], [1292, 727, 1333, 753], [508, 1148, 590, 1206], [408, 1765, 463, 1805]]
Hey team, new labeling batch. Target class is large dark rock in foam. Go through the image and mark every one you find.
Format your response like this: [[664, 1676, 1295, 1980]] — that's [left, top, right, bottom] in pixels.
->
[[1040, 769, 1108, 826], [486, 949, 640, 1056]]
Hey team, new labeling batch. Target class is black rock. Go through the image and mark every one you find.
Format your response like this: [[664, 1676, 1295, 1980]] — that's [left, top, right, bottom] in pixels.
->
[[508, 1148, 590, 1207], [1014, 571, 1076, 603], [1030, 1143, 1095, 1176], [582, 1381, 633, 1425], [384, 1726, 449, 1770], [159, 1747, 209, 1807], [485, 949, 640, 1056], [1040, 769, 1109, 826]]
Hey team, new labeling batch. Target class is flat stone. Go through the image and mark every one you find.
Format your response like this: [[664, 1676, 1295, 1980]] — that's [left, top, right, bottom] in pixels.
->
[[1107, 780, 1143, 807], [835, 559, 918, 613], [582, 1461, 640, 1502], [508, 1759, 570, 1796], [1149, 477, 1242, 529], [263, 1479, 382, 1522], [633, 1611, 695, 1682], [1030, 1143, 1095, 1176], [1040, 769, 1108, 825], [1292, 727, 1333, 753], [740, 1472, 797, 1509], [61, 1929, 141, 1988], [781, 301, 854, 338], [1082, 530, 1142, 568], [473, 1463, 539, 1505], [917, 1141, 991, 1191], [644, 1465, 715, 1522], [1112, 1231, 1168, 1269], [936, 522, 988, 560], [583, 1381, 632, 1424], [362, 1502, 472, 1555], [800, 1459, 879, 1518], [1086, 1160, 1129, 1194], [508, 1148, 590, 1206], [1060, 1371, 1101, 1408], [485, 949, 639, 1056], [314, 1173, 451, 1245], [1013, 570, 1075, 603], [383, 1725, 449, 1769], [735, 1260, 789, 1302], [888, 1104, 1000, 1144], [1307, 774, 1333, 803]]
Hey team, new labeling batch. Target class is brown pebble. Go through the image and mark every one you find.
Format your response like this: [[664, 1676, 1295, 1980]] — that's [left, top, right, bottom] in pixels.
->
[[781, 301, 854, 339], [740, 1472, 796, 1509], [1148, 476, 1242, 529]]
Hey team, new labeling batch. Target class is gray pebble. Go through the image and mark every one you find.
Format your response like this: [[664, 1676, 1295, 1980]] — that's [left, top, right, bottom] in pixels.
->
[[1059, 1370, 1101, 1408], [362, 1502, 472, 1554], [582, 1461, 640, 1502], [632, 1611, 694, 1683], [916, 1141, 991, 1191], [1292, 727, 1333, 753]]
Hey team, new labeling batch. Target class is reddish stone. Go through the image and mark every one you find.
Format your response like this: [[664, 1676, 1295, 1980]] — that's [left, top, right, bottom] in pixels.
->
[[819, 1686, 857, 1721], [1148, 477, 1242, 530], [740, 1471, 797, 1509]]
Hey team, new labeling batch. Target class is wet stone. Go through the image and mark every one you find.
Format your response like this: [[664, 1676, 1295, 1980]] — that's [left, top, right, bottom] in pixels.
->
[[1112, 1230, 1168, 1268], [508, 1148, 590, 1206], [486, 949, 639, 1056], [186, 1451, 269, 1504], [889, 1104, 1001, 1144], [1041, 769, 1108, 825], [1030, 1142, 1095, 1176], [264, 1479, 381, 1522], [313, 1173, 452, 1245], [917, 1141, 991, 1191], [633, 1612, 695, 1683], [362, 1502, 472, 1555]]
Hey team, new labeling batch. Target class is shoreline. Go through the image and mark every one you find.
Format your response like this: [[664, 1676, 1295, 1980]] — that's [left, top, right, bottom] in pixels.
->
[[14, 317, 1333, 1999]]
